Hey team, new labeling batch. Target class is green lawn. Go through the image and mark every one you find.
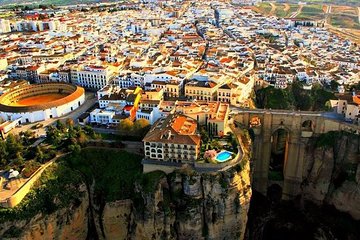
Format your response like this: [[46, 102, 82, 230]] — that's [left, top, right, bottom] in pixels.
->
[[288, 4, 299, 15], [302, 4, 324, 13], [257, 2, 272, 15], [65, 148, 143, 201], [331, 14, 360, 30], [0, 146, 161, 228], [297, 4, 325, 20], [274, 4, 288, 18], [297, 12, 324, 20]]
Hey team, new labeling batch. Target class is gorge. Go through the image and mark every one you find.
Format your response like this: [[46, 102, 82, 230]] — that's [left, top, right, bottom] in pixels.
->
[[0, 113, 359, 240]]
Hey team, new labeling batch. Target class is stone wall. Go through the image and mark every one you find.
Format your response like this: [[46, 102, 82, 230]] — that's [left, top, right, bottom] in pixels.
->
[[0, 160, 54, 208]]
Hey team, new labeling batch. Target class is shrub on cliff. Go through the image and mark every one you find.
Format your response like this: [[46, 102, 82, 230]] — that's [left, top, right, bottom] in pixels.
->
[[0, 163, 83, 222], [64, 148, 143, 201]]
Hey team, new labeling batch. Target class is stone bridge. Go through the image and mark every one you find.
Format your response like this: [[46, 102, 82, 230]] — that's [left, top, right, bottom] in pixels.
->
[[232, 109, 360, 199]]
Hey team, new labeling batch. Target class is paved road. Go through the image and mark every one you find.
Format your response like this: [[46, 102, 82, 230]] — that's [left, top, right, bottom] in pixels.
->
[[7, 92, 96, 137]]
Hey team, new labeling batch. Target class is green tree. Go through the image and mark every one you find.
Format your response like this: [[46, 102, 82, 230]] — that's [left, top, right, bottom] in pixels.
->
[[20, 130, 34, 145], [65, 118, 74, 128], [13, 152, 24, 167], [77, 131, 88, 146], [35, 146, 44, 163], [6, 134, 23, 159], [200, 127, 210, 143], [256, 86, 294, 110], [291, 81, 312, 111], [330, 80, 340, 91], [311, 84, 336, 111], [46, 125, 62, 146], [83, 125, 95, 137], [133, 119, 150, 135], [0, 139, 8, 167], [68, 144, 81, 155], [210, 139, 222, 150], [55, 120, 66, 133], [118, 119, 134, 132], [134, 118, 150, 130]]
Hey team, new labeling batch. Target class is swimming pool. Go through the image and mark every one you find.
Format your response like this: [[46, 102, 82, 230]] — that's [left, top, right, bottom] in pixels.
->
[[215, 151, 233, 162]]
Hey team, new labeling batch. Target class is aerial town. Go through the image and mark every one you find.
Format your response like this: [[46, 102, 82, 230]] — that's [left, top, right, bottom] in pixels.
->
[[0, 0, 359, 239]]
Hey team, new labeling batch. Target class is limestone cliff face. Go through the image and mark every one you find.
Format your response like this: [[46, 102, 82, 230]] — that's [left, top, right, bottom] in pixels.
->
[[95, 161, 252, 240], [0, 160, 252, 240], [302, 132, 360, 219], [0, 184, 89, 240]]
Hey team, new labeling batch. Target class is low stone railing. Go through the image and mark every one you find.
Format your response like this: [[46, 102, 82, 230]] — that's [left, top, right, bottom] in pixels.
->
[[0, 154, 64, 208]]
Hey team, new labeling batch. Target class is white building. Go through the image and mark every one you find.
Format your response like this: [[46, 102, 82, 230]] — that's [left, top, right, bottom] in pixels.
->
[[0, 19, 11, 33], [90, 109, 117, 124], [76, 65, 114, 89], [114, 73, 144, 88], [0, 83, 85, 123], [136, 100, 163, 124]]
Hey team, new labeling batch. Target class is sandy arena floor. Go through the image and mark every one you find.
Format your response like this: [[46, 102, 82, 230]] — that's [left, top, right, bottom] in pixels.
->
[[11, 94, 68, 106]]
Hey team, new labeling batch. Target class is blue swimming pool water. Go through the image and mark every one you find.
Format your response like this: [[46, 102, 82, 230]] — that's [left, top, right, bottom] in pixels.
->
[[216, 151, 232, 162]]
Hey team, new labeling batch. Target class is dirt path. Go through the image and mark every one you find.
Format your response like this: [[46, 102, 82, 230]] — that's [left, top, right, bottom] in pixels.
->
[[324, 5, 332, 24], [269, 2, 277, 15], [284, 3, 290, 13], [289, 4, 303, 18], [358, 7, 360, 24]]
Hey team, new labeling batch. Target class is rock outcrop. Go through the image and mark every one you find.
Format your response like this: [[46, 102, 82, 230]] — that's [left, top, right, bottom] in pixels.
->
[[94, 160, 252, 240], [0, 184, 89, 240], [0, 160, 252, 240], [302, 132, 360, 219]]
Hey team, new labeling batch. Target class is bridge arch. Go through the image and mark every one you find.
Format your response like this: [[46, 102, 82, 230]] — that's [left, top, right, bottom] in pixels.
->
[[271, 125, 292, 135], [232, 109, 359, 200], [301, 119, 314, 131], [269, 128, 290, 183]]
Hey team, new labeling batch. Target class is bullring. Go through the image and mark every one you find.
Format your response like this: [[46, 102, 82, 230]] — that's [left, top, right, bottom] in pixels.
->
[[0, 83, 85, 123]]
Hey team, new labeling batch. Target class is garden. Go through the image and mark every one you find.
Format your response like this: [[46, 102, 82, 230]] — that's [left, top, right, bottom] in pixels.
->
[[197, 127, 239, 164]]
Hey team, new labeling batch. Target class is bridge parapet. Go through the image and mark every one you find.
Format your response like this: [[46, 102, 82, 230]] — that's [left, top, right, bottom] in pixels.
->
[[232, 108, 359, 199]]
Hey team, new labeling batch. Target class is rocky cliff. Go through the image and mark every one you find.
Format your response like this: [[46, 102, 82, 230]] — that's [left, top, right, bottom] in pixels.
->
[[95, 163, 252, 240], [0, 184, 89, 240], [302, 131, 360, 219], [0, 154, 252, 240], [247, 131, 360, 240]]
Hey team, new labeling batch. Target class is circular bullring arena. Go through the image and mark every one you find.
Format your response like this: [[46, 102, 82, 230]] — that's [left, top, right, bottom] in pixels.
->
[[0, 83, 85, 123]]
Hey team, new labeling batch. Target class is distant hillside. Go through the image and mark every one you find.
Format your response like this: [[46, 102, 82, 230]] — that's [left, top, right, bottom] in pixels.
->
[[271, 0, 359, 7], [0, 0, 117, 7]]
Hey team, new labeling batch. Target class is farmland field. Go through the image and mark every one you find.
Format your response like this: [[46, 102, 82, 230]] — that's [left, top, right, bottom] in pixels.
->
[[296, 4, 325, 20], [331, 5, 358, 15], [331, 15, 360, 30], [255, 2, 273, 15]]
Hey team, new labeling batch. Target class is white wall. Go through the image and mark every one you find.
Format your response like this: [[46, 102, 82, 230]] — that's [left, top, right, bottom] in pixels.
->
[[0, 93, 85, 123]]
